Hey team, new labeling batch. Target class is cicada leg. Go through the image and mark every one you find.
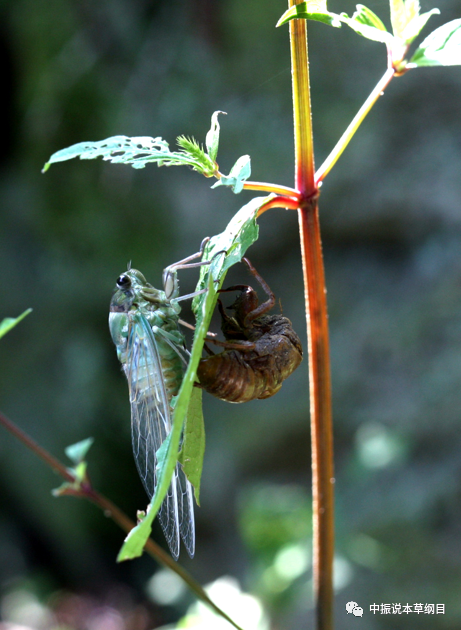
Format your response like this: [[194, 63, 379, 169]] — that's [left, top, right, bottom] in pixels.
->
[[164, 239, 226, 303]]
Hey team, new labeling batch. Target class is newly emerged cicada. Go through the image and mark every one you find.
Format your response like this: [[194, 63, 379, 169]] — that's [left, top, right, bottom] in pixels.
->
[[196, 258, 303, 402], [109, 241, 211, 559]]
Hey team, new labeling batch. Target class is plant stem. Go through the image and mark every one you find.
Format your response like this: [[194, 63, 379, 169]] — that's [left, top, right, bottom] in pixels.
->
[[289, 4, 315, 193], [257, 195, 300, 214], [241, 180, 301, 198], [288, 3, 334, 629], [0, 410, 244, 630], [298, 200, 334, 630], [315, 67, 396, 184]]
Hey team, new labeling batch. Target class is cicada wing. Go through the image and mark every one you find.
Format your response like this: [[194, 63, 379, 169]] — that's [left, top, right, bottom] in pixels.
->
[[176, 465, 196, 558], [140, 320, 196, 558], [125, 313, 181, 559]]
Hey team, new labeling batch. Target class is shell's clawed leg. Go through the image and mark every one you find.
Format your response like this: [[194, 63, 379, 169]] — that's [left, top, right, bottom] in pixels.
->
[[241, 257, 276, 323], [204, 336, 256, 351]]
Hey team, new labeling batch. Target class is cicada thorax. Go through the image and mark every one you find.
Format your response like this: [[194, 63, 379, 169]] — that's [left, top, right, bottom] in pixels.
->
[[196, 259, 303, 403]]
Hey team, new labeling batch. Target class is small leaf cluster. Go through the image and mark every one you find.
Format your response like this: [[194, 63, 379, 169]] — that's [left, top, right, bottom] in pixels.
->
[[278, 1, 461, 72], [53, 438, 94, 497]]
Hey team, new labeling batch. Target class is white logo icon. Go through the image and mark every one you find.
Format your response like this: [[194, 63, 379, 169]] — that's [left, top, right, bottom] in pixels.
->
[[346, 601, 363, 617]]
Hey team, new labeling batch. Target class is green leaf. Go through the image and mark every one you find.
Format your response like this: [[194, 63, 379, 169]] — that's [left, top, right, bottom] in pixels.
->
[[155, 432, 173, 476], [117, 508, 153, 562], [0, 309, 32, 340], [212, 155, 251, 193], [409, 19, 461, 66], [390, 0, 408, 39], [65, 437, 94, 464], [179, 388, 205, 505], [352, 4, 387, 31], [277, 2, 342, 28], [43, 135, 216, 176], [205, 111, 226, 162], [401, 9, 439, 45], [73, 461, 88, 484], [340, 9, 394, 44], [117, 196, 269, 561], [175, 135, 214, 173]]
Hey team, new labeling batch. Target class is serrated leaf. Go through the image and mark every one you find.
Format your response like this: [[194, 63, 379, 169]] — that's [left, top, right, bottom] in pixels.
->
[[117, 196, 268, 561], [277, 2, 342, 28], [401, 9, 439, 45], [179, 388, 205, 505], [43, 135, 215, 175], [409, 18, 461, 67], [176, 136, 209, 165], [65, 437, 94, 464], [340, 11, 394, 44], [205, 111, 226, 162], [212, 155, 251, 193], [0, 309, 32, 340]]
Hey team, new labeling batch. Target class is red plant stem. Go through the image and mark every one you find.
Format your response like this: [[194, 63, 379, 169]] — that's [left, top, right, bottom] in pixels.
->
[[257, 195, 300, 214], [298, 200, 334, 630], [288, 2, 335, 629]]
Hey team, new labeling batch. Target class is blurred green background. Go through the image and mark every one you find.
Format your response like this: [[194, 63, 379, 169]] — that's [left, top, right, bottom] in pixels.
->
[[1, 0, 461, 628]]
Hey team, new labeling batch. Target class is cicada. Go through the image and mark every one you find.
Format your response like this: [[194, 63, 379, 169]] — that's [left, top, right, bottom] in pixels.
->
[[109, 244, 210, 559], [196, 258, 303, 402]]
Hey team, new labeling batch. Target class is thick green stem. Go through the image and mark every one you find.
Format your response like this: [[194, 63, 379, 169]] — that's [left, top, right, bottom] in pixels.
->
[[288, 3, 334, 629]]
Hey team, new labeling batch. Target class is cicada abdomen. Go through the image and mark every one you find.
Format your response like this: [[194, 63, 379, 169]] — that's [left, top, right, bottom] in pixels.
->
[[197, 258, 303, 403]]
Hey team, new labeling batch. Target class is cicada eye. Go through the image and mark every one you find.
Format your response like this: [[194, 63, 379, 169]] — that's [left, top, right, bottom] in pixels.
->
[[163, 269, 176, 299], [117, 274, 131, 289]]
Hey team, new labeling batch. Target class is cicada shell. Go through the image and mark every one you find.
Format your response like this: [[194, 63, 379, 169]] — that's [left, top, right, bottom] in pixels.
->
[[197, 259, 303, 403]]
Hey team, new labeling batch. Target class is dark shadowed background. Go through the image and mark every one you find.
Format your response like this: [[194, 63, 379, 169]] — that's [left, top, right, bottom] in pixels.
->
[[1, 1, 461, 628]]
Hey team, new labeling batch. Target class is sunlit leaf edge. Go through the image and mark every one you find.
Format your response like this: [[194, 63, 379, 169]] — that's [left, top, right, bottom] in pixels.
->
[[277, 3, 342, 28], [409, 18, 461, 67]]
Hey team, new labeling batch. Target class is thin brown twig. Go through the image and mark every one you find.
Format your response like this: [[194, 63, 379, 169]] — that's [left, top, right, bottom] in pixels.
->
[[0, 410, 244, 630]]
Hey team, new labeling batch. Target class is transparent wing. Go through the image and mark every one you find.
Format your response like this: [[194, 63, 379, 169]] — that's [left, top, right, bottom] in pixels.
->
[[125, 313, 195, 559], [176, 461, 196, 558]]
